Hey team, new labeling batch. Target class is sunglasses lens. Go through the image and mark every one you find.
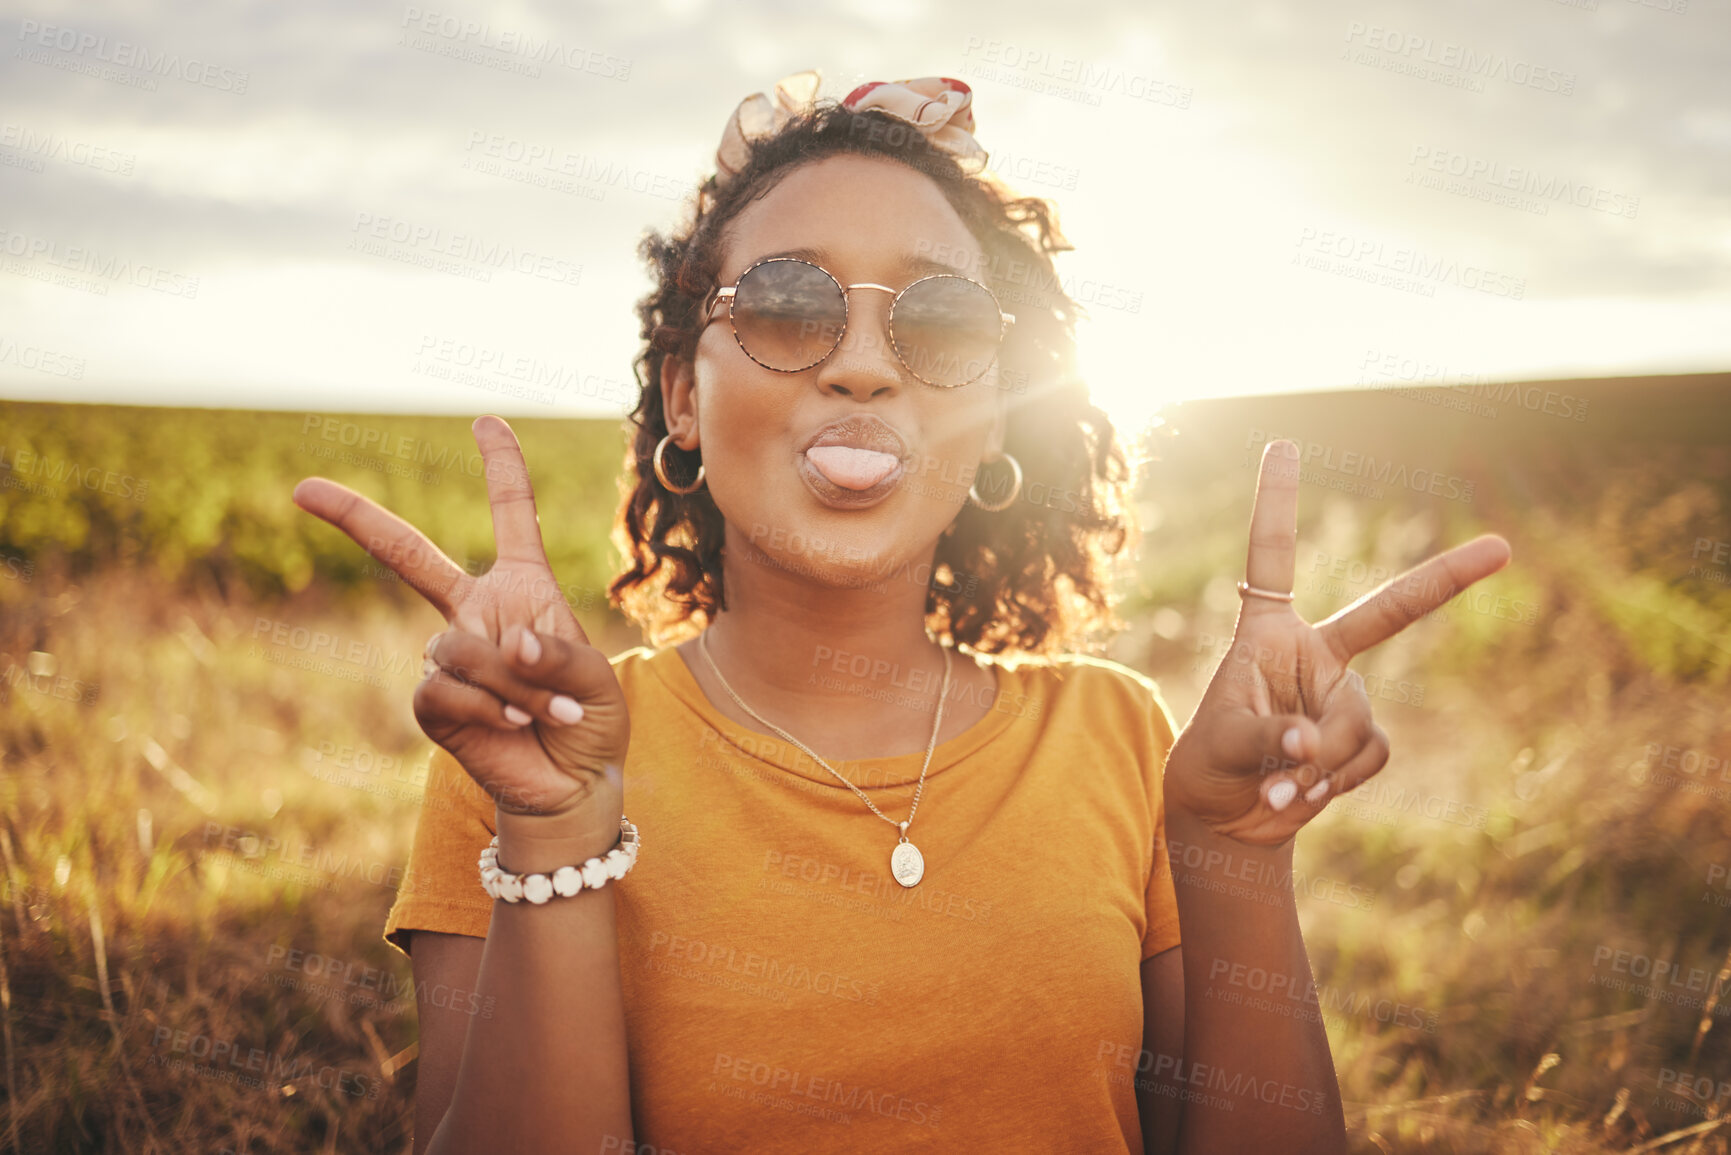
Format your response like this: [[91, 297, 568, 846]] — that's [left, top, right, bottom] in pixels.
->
[[730, 260, 846, 371], [892, 276, 1005, 388]]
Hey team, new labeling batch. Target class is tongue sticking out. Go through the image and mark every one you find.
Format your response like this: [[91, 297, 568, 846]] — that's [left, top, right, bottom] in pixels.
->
[[805, 445, 900, 490]]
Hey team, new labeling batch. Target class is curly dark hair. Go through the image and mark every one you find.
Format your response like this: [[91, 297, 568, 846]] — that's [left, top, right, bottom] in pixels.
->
[[607, 98, 1139, 657]]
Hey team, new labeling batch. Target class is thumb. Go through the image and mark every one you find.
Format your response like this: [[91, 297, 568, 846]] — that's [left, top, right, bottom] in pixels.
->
[[1211, 711, 1324, 783], [503, 623, 618, 704]]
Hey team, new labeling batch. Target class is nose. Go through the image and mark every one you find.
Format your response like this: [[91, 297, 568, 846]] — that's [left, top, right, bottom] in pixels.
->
[[817, 284, 905, 399]]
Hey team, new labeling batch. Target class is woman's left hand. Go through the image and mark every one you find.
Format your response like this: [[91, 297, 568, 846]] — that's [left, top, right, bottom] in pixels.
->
[[1164, 438, 1512, 846]]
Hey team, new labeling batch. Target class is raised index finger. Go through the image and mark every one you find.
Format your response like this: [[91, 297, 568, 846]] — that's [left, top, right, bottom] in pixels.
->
[[1316, 534, 1512, 660], [292, 477, 471, 618], [1243, 439, 1302, 602], [473, 415, 550, 565]]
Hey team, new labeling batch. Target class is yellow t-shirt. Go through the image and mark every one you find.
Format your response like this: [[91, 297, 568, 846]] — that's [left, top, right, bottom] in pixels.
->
[[384, 642, 1184, 1153]]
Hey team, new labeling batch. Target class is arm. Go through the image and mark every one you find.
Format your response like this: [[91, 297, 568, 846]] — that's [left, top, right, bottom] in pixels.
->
[[1136, 874, 1342, 1155], [293, 416, 639, 1154], [1148, 439, 1512, 1154], [408, 933, 482, 1155], [1137, 945, 1185, 1155], [424, 801, 634, 1155], [1160, 808, 1344, 1153]]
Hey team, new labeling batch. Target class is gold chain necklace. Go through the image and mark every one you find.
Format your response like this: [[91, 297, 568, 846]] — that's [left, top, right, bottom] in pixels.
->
[[698, 629, 952, 887]]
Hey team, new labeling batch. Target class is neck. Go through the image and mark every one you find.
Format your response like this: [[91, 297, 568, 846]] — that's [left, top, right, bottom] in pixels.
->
[[672, 522, 996, 768], [703, 534, 950, 709]]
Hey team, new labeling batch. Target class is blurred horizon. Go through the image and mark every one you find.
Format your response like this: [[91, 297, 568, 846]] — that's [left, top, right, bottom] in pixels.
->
[[3, 370, 1729, 1151]]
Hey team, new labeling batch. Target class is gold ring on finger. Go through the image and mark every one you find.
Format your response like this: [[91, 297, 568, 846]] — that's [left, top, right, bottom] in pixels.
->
[[1236, 581, 1295, 603]]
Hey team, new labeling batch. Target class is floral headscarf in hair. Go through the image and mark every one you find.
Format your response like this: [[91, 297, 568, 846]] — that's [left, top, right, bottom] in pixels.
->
[[712, 68, 989, 187]]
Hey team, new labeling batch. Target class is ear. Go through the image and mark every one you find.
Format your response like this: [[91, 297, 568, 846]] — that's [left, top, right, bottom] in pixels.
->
[[659, 353, 700, 449]]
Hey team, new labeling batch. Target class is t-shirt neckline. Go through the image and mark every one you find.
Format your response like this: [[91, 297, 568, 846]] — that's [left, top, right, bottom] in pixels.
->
[[645, 640, 1019, 790]]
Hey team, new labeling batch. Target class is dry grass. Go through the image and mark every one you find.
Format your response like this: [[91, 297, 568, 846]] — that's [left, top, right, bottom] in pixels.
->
[[1, 388, 1728, 1152]]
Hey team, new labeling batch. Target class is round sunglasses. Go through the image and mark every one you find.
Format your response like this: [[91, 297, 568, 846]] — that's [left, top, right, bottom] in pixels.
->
[[699, 257, 1016, 389]]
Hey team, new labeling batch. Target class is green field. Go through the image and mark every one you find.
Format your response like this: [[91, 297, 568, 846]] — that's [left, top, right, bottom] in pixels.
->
[[1, 375, 1728, 1153]]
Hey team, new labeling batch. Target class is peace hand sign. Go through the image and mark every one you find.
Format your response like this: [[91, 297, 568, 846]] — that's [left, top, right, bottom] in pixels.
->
[[291, 416, 629, 825], [1164, 439, 1511, 846]]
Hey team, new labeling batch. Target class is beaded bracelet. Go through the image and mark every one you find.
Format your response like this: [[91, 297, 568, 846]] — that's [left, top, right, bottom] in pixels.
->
[[478, 816, 639, 904]]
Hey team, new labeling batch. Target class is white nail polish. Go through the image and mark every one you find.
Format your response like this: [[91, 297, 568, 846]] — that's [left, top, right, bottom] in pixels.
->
[[1305, 779, 1331, 803], [1267, 779, 1298, 811]]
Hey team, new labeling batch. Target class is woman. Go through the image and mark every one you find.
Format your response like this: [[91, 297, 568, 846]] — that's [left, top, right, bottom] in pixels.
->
[[293, 72, 1510, 1154]]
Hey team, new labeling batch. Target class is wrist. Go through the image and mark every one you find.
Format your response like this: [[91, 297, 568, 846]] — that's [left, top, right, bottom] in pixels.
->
[[1161, 802, 1297, 907], [495, 778, 625, 873]]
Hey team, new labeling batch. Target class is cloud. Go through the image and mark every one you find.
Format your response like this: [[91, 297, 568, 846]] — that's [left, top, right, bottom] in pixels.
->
[[1, 0, 1725, 412]]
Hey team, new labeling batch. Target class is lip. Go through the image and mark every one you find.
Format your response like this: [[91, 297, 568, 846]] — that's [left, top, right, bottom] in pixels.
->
[[797, 415, 912, 510]]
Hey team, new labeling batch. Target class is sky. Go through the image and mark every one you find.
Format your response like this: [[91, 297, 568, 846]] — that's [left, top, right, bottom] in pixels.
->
[[0, 0, 1726, 433]]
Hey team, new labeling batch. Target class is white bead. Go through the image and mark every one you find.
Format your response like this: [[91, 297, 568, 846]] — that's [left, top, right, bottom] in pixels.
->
[[582, 858, 608, 888], [479, 825, 640, 900]]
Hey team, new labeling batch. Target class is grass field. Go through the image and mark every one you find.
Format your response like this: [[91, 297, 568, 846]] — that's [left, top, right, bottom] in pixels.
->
[[1, 375, 1728, 1153]]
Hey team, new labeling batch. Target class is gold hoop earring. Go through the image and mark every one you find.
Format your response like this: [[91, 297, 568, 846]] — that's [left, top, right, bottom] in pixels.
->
[[653, 433, 705, 495], [967, 452, 1022, 512]]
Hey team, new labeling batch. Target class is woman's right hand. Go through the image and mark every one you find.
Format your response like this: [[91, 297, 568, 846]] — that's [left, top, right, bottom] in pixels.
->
[[290, 416, 630, 837]]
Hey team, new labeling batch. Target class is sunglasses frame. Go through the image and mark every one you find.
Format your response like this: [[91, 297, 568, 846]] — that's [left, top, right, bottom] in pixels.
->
[[699, 256, 1016, 389]]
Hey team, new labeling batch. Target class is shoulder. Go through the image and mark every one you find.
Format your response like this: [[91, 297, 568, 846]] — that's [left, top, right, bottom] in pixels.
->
[[997, 650, 1165, 705], [607, 643, 701, 715], [1015, 651, 1160, 693], [991, 651, 1179, 749], [609, 643, 659, 672], [608, 643, 665, 690]]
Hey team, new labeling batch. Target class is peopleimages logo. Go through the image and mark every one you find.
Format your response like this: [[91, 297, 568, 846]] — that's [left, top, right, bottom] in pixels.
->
[[0, 226, 200, 298], [1245, 429, 1477, 503], [0, 122, 136, 175], [1294, 228, 1525, 300], [1590, 945, 1731, 1009], [15, 21, 250, 93], [0, 444, 147, 500], [463, 132, 692, 202], [959, 36, 1193, 108], [1407, 146, 1639, 219], [1342, 23, 1576, 96], [149, 1028, 382, 1097], [347, 212, 583, 287], [399, 7, 631, 79]]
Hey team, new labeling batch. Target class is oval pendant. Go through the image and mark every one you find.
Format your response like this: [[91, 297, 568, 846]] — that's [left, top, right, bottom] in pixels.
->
[[890, 841, 924, 888]]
